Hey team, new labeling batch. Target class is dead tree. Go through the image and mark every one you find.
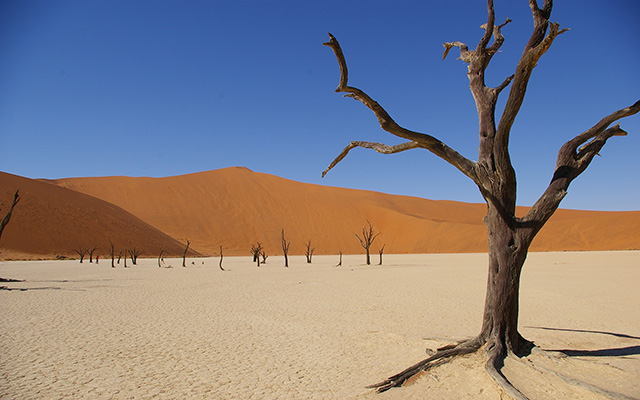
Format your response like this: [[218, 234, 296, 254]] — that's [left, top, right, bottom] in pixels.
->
[[0, 190, 20, 243], [261, 250, 268, 264], [378, 244, 385, 266], [88, 246, 98, 263], [109, 239, 116, 268], [250, 242, 263, 267], [281, 229, 291, 267], [157, 249, 164, 267], [73, 248, 88, 263], [182, 240, 190, 267], [304, 240, 314, 263], [354, 221, 380, 265], [128, 248, 142, 265], [336, 251, 342, 267], [322, 2, 639, 397], [218, 245, 225, 271]]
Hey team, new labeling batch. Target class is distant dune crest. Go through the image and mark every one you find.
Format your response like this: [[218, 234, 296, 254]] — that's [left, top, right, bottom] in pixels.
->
[[1, 167, 638, 259]]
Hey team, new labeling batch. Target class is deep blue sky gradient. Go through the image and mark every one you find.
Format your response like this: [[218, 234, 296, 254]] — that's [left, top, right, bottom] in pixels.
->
[[1, 0, 639, 210]]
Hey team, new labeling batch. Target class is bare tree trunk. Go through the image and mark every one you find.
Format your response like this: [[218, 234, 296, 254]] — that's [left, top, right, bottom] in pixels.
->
[[117, 250, 123, 264], [182, 240, 190, 267], [281, 230, 290, 267], [74, 248, 87, 263], [304, 240, 314, 263], [218, 246, 225, 271], [158, 249, 164, 268], [109, 239, 115, 268], [89, 246, 98, 263], [251, 242, 262, 267], [0, 190, 20, 243], [337, 251, 342, 267], [355, 220, 380, 265], [378, 244, 385, 265]]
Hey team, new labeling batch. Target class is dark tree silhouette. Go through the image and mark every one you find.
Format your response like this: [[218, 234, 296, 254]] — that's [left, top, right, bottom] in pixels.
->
[[182, 240, 190, 267], [128, 248, 142, 265], [218, 245, 225, 271], [322, 1, 639, 397], [0, 190, 20, 244], [251, 242, 263, 267], [88, 246, 98, 263], [281, 229, 291, 267], [378, 244, 385, 266], [158, 249, 164, 268], [109, 239, 116, 268], [304, 240, 314, 263], [260, 250, 268, 264], [117, 249, 123, 264], [73, 248, 88, 263], [354, 221, 380, 265]]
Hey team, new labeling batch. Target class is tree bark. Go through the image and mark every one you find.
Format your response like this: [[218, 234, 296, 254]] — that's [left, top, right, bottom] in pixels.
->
[[182, 240, 190, 267]]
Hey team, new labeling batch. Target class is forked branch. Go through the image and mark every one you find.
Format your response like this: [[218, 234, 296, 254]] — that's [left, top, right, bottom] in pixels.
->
[[323, 34, 479, 184]]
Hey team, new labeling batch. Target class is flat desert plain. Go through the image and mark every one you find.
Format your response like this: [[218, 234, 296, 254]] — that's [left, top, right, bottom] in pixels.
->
[[1, 252, 639, 399]]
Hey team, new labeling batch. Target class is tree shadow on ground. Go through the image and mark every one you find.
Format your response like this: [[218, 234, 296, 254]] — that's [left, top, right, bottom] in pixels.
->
[[527, 326, 640, 357]]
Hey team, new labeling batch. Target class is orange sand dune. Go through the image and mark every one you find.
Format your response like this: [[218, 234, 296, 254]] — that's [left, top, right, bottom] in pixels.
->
[[51, 167, 640, 257], [0, 172, 198, 260]]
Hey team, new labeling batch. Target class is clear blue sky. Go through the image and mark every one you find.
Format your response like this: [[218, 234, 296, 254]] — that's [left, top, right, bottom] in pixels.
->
[[1, 0, 639, 211]]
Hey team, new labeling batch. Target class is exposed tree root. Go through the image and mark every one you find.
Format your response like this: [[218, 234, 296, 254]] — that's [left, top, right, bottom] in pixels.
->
[[367, 337, 483, 393], [370, 335, 636, 400]]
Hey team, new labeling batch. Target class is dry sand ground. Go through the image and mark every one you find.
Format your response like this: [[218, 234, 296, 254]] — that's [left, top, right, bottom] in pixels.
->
[[1, 252, 638, 399]]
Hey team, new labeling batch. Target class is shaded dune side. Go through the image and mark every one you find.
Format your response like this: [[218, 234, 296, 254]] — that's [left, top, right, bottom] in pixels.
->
[[53, 167, 640, 256], [0, 172, 198, 260]]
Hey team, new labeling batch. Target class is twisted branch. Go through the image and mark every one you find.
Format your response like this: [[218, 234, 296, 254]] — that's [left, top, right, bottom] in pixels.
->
[[322, 141, 419, 177], [323, 34, 479, 184]]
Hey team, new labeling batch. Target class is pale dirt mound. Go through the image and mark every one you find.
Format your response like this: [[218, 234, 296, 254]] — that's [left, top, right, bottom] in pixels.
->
[[51, 167, 640, 256], [0, 172, 197, 260]]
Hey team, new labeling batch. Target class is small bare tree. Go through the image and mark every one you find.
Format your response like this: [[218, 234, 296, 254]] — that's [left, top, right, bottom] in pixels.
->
[[73, 248, 88, 263], [158, 249, 164, 268], [378, 244, 385, 265], [261, 250, 268, 264], [354, 221, 380, 265], [182, 240, 190, 267], [250, 242, 263, 267], [218, 245, 225, 271], [304, 240, 314, 263], [109, 239, 116, 268], [281, 229, 291, 267], [128, 247, 142, 265], [117, 249, 123, 264], [88, 246, 98, 263], [336, 251, 342, 267], [0, 190, 20, 244]]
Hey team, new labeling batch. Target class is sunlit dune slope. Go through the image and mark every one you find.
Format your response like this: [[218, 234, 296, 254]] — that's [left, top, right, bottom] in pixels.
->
[[52, 167, 640, 256], [0, 172, 198, 259]]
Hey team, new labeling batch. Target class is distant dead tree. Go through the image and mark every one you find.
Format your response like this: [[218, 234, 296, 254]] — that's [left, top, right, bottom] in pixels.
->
[[88, 246, 98, 263], [218, 246, 225, 271], [321, 2, 640, 395], [261, 250, 268, 264], [355, 220, 380, 265], [182, 240, 190, 267], [117, 249, 123, 264], [304, 240, 315, 263], [108, 239, 115, 268], [124, 252, 128, 268], [378, 244, 385, 265], [250, 242, 263, 266], [336, 251, 342, 267], [74, 248, 88, 263], [158, 249, 164, 268], [281, 229, 291, 267], [128, 248, 142, 265], [0, 190, 20, 244]]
